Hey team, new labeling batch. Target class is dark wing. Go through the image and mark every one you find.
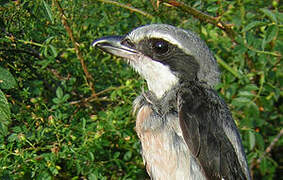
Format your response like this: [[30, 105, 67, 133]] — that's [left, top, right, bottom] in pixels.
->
[[178, 84, 249, 180]]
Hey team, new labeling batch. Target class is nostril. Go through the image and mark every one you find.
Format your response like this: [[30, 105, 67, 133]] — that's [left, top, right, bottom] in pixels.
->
[[97, 42, 111, 47], [121, 38, 135, 48]]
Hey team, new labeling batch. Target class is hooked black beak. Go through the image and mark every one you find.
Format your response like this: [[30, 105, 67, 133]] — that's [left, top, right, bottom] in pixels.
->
[[92, 36, 138, 59]]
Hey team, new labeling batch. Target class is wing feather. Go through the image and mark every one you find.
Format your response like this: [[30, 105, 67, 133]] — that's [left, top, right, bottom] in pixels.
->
[[178, 84, 249, 180]]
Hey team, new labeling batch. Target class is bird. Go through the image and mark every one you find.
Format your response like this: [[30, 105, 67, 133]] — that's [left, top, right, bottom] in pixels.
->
[[92, 24, 251, 180]]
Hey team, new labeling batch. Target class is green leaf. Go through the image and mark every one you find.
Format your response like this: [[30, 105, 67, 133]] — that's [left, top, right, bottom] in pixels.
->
[[0, 67, 17, 89], [241, 21, 265, 32], [238, 91, 255, 98], [245, 101, 260, 118], [264, 25, 279, 43], [42, 0, 54, 23], [38, 58, 53, 70], [123, 151, 132, 161], [113, 152, 120, 159], [82, 118, 86, 130], [88, 151, 94, 161], [0, 90, 11, 135], [260, 157, 268, 175], [44, 36, 55, 44], [7, 133, 18, 142], [62, 94, 70, 102], [256, 133, 265, 151], [249, 131, 256, 150], [88, 173, 98, 180], [260, 8, 277, 23], [49, 45, 58, 57], [242, 84, 259, 91], [206, 6, 218, 13], [56, 87, 63, 98], [231, 97, 251, 108]]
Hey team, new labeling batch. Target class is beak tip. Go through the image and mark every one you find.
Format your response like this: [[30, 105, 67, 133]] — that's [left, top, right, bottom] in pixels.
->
[[92, 36, 124, 48], [92, 39, 100, 47]]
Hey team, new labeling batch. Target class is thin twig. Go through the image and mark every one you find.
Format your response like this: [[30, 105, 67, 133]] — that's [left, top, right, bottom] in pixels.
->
[[4, 35, 44, 47], [215, 55, 242, 79], [69, 85, 126, 105], [160, 0, 236, 39], [69, 95, 112, 106], [96, 85, 126, 96], [97, 0, 154, 19], [257, 128, 283, 164], [69, 94, 97, 105], [250, 128, 283, 175], [251, 73, 264, 103], [245, 44, 281, 57], [53, 0, 96, 97], [0, 48, 43, 59]]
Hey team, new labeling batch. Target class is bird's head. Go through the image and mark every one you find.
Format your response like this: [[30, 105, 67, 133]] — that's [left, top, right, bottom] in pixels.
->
[[93, 24, 220, 98]]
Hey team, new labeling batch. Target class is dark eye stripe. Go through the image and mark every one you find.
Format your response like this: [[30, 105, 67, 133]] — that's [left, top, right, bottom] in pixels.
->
[[150, 39, 169, 54]]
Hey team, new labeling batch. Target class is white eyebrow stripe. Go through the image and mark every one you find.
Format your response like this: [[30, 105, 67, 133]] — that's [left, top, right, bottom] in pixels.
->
[[128, 28, 194, 58]]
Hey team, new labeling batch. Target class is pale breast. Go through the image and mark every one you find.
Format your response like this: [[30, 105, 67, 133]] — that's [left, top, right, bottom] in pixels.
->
[[135, 105, 205, 180]]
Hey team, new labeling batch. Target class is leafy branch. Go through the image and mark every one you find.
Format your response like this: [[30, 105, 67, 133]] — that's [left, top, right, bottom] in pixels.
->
[[97, 0, 154, 19], [53, 0, 97, 97], [250, 128, 283, 175], [159, 0, 236, 39]]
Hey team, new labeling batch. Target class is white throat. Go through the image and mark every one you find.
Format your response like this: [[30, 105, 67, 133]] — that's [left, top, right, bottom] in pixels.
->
[[128, 55, 179, 99]]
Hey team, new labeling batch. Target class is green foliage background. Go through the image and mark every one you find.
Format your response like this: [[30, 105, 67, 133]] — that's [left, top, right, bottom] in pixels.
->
[[0, 0, 282, 179]]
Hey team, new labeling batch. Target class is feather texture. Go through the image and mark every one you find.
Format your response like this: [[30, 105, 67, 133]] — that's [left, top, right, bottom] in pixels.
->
[[178, 82, 250, 180]]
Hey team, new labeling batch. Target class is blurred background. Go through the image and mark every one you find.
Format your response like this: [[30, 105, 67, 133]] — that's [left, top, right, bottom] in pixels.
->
[[0, 0, 282, 179]]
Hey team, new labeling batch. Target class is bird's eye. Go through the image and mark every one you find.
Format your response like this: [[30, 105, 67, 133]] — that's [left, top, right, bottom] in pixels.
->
[[151, 39, 169, 54]]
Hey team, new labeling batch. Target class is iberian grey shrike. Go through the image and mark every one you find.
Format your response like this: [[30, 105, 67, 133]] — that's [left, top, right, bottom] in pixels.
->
[[93, 24, 250, 180]]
